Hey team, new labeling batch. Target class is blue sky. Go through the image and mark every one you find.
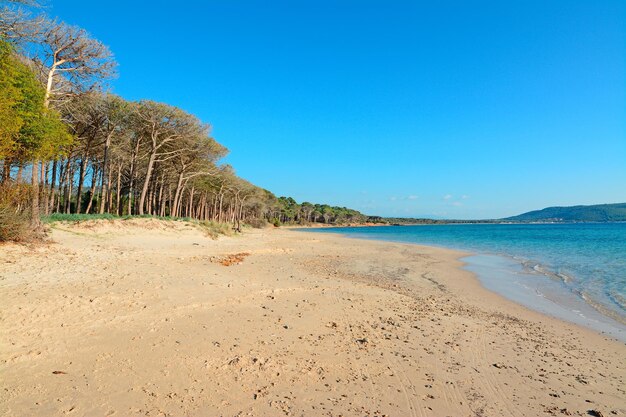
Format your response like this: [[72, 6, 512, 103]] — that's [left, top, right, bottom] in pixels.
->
[[49, 0, 625, 219]]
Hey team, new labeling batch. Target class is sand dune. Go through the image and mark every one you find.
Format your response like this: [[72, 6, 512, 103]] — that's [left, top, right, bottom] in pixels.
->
[[1, 220, 624, 416]]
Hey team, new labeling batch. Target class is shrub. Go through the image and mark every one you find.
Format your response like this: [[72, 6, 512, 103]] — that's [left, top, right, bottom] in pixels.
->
[[246, 218, 268, 228], [197, 220, 234, 239], [271, 218, 281, 227], [0, 202, 30, 241], [0, 182, 34, 242]]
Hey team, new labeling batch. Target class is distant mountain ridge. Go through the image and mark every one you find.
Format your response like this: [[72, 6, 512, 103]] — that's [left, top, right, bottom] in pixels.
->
[[504, 203, 626, 222]]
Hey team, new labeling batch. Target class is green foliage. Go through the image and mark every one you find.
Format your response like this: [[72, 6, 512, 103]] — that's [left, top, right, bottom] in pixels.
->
[[0, 38, 71, 162], [268, 195, 368, 225], [0, 39, 25, 159], [42, 212, 119, 223]]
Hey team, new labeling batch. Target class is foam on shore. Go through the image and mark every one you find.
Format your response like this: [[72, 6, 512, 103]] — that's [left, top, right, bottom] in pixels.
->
[[463, 254, 626, 342]]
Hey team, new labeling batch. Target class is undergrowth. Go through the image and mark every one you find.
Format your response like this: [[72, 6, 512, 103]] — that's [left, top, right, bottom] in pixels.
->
[[197, 220, 236, 239], [0, 183, 33, 242]]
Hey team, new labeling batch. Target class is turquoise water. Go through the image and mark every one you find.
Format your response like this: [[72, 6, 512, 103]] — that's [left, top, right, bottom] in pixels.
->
[[304, 223, 626, 339]]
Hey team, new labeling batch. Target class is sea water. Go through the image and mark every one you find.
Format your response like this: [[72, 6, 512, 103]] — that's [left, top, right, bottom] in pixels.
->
[[304, 223, 626, 341]]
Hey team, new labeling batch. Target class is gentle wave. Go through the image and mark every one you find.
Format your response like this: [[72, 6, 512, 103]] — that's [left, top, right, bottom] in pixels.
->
[[519, 258, 625, 323], [309, 223, 626, 327], [608, 291, 626, 314], [518, 258, 574, 285], [579, 291, 626, 326]]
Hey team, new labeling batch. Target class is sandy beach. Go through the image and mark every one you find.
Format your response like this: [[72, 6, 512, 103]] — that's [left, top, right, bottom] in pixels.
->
[[1, 219, 624, 417]]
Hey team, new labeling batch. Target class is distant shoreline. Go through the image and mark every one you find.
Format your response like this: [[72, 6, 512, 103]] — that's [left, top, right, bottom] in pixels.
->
[[289, 219, 626, 228]]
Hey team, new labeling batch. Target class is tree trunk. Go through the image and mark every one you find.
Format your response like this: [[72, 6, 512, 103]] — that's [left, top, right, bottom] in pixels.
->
[[65, 160, 75, 214], [85, 164, 99, 214], [56, 159, 66, 214], [99, 132, 113, 214], [50, 159, 61, 212], [187, 186, 194, 218], [105, 165, 113, 214], [146, 182, 154, 215], [138, 152, 156, 216], [44, 67, 55, 109], [1, 160, 11, 183], [16, 164, 23, 183], [115, 164, 122, 215], [176, 185, 187, 217], [41, 161, 50, 216], [31, 161, 40, 227], [127, 140, 141, 216], [167, 185, 172, 217], [218, 192, 224, 223], [158, 180, 166, 217], [75, 155, 88, 214], [171, 170, 185, 217], [212, 194, 218, 221], [157, 177, 164, 217], [49, 159, 58, 213]]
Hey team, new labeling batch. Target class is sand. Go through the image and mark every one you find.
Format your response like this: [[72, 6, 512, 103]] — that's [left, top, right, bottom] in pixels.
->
[[1, 219, 624, 417]]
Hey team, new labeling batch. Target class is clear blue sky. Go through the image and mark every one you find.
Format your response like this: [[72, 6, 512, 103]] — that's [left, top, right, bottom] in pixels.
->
[[49, 0, 625, 219]]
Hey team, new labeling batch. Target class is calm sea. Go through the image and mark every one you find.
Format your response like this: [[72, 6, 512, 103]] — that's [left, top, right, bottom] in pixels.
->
[[304, 223, 626, 340]]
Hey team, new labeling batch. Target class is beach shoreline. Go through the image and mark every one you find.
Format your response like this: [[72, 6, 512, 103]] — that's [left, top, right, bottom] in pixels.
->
[[299, 224, 626, 342], [461, 253, 626, 341], [1, 219, 624, 416]]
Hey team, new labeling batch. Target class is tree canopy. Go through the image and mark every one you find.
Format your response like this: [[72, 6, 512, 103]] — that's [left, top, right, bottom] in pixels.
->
[[0, 1, 370, 232], [0, 38, 69, 164]]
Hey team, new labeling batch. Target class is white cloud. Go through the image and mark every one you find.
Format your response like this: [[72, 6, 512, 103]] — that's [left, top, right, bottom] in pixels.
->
[[407, 195, 418, 200], [443, 194, 453, 200], [461, 195, 470, 199]]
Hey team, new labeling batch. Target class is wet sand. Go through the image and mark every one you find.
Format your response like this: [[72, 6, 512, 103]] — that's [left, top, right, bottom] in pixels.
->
[[1, 219, 624, 416]]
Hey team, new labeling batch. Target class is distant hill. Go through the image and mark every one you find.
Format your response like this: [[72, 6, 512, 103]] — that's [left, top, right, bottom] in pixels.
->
[[504, 203, 626, 223]]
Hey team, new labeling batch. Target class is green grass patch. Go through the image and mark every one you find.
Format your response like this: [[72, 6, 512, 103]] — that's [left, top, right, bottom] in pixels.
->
[[42, 213, 119, 223]]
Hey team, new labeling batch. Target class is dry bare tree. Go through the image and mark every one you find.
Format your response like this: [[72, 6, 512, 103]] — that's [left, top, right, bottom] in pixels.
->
[[36, 20, 116, 107]]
